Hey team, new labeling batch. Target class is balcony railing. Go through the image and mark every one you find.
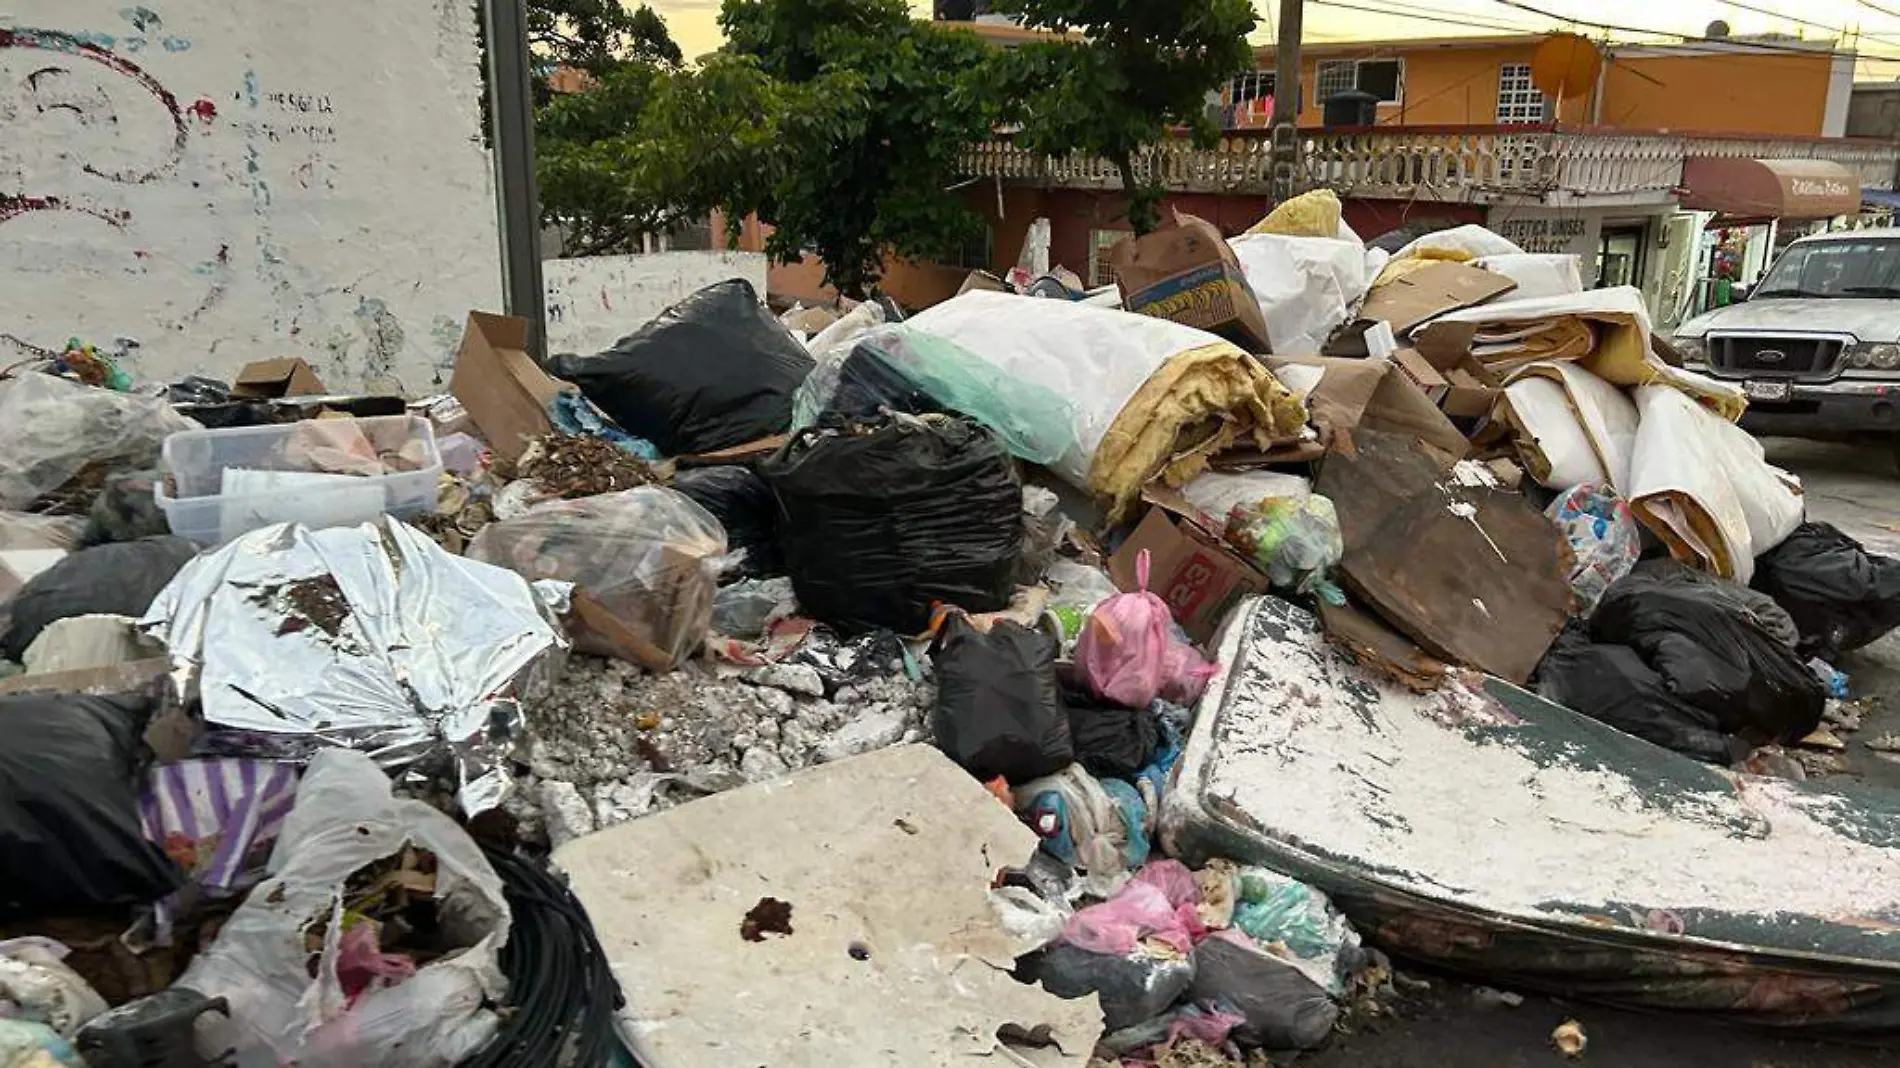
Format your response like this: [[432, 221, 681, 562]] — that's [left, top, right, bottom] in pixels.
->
[[960, 125, 1900, 203]]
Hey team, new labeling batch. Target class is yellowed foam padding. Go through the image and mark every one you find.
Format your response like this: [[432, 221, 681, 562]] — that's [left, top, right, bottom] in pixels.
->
[[1247, 189, 1343, 239], [1369, 248, 1475, 289], [1087, 344, 1307, 522]]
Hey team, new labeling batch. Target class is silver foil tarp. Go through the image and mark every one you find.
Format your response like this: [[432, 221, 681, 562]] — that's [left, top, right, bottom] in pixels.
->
[[139, 517, 569, 814]]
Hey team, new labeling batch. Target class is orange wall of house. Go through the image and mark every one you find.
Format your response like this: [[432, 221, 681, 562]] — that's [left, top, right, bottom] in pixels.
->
[[1295, 44, 1542, 126], [1597, 52, 1832, 135]]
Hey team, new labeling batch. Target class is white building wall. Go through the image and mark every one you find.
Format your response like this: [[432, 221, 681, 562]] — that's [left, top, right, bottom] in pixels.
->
[[542, 251, 770, 356], [0, 1, 501, 391]]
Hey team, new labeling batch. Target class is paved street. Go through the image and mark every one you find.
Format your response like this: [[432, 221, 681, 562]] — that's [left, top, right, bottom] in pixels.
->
[[1298, 438, 1900, 1068]]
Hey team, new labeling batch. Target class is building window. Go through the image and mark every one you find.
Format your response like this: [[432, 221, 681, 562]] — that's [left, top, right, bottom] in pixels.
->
[[945, 224, 994, 272], [1090, 229, 1128, 288], [1225, 70, 1278, 127], [1316, 58, 1404, 105], [1496, 63, 1548, 125]]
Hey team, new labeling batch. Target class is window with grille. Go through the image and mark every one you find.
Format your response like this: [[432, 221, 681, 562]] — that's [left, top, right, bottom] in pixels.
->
[[1090, 229, 1129, 288], [1497, 63, 1548, 124], [1316, 60, 1357, 104], [1317, 59, 1403, 105]]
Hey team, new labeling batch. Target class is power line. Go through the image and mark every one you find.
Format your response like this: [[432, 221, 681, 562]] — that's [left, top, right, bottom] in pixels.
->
[[1487, 0, 1900, 62], [1710, 0, 1900, 50], [1307, 0, 1549, 37]]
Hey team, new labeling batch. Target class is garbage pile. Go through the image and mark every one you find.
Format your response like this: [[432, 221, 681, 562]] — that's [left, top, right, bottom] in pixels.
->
[[3, 199, 1900, 1066]]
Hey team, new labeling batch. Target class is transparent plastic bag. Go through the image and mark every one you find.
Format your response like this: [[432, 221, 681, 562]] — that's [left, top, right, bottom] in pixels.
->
[[0, 373, 198, 509], [179, 749, 510, 1068], [0, 938, 108, 1037], [1224, 495, 1344, 603], [1231, 868, 1362, 996], [1546, 483, 1641, 615], [469, 486, 727, 669], [1074, 550, 1218, 709]]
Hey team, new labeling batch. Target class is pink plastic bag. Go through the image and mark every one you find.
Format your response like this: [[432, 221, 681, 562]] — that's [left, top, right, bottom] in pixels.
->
[[1075, 551, 1217, 709], [1062, 859, 1207, 957]]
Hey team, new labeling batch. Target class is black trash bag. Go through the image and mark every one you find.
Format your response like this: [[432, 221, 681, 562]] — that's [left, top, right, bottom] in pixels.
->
[[761, 414, 1022, 633], [672, 465, 782, 577], [0, 692, 186, 918], [932, 615, 1073, 784], [548, 279, 813, 456], [1534, 624, 1737, 765], [1189, 934, 1339, 1051], [1061, 680, 1159, 781], [1017, 942, 1195, 1032], [1, 536, 198, 660], [84, 468, 171, 545], [1589, 560, 1824, 746], [1753, 521, 1900, 661]]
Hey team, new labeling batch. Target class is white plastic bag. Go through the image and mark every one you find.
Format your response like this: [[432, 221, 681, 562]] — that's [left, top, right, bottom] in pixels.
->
[[805, 299, 885, 364], [468, 486, 727, 669], [1226, 234, 1377, 355], [0, 373, 198, 509], [1182, 471, 1313, 529], [179, 749, 511, 1068], [1393, 224, 1523, 262], [1473, 253, 1584, 299]]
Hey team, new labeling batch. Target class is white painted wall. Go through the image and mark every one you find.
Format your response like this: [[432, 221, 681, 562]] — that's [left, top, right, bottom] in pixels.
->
[[543, 251, 770, 356], [0, 1, 501, 391]]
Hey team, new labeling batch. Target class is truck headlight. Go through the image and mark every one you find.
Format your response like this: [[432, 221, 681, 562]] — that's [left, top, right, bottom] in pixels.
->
[[1849, 344, 1900, 369], [1673, 336, 1707, 365]]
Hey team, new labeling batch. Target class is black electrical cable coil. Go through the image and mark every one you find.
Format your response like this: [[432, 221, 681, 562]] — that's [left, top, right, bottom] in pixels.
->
[[463, 846, 630, 1068]]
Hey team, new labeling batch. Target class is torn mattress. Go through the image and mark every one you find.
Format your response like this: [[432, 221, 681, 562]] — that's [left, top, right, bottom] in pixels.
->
[[906, 291, 1305, 520]]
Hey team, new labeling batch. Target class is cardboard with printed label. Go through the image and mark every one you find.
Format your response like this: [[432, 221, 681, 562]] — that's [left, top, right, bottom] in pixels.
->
[[1108, 501, 1271, 644], [1112, 211, 1272, 353]]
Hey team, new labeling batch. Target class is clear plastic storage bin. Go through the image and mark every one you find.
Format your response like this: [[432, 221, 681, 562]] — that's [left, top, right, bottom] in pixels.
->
[[156, 415, 442, 545]]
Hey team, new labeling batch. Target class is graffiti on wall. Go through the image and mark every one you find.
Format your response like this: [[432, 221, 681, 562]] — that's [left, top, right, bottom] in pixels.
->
[[0, 2, 499, 387]]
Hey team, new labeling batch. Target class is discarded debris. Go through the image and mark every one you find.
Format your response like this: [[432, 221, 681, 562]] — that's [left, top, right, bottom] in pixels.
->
[[741, 897, 795, 942], [1551, 1019, 1588, 1058]]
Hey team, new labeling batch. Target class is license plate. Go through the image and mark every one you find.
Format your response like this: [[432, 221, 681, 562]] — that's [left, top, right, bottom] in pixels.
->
[[1745, 380, 1791, 402]]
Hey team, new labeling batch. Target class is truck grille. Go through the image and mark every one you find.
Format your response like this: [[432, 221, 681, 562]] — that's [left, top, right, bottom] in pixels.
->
[[1709, 336, 1840, 377]]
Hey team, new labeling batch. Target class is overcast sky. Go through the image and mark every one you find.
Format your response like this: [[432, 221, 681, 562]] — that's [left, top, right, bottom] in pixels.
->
[[646, 0, 1900, 75]]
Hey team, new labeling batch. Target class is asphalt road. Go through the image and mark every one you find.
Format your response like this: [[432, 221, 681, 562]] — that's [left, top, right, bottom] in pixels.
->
[[1294, 437, 1900, 1068]]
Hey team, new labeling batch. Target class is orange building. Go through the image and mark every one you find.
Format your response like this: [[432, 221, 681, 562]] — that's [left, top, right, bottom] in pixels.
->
[[1225, 33, 1855, 137]]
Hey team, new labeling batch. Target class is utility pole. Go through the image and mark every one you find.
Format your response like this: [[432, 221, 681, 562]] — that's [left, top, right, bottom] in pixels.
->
[[1270, 0, 1303, 204], [484, 0, 548, 359]]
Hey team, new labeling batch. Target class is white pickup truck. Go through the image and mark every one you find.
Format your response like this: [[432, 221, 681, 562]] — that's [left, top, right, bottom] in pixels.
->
[[1671, 229, 1900, 461]]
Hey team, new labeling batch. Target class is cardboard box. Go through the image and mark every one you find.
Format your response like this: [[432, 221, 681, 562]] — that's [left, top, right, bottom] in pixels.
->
[[956, 270, 1010, 297], [231, 357, 327, 399], [1109, 503, 1271, 644], [1112, 211, 1272, 353], [1392, 348, 1448, 400], [1357, 261, 1516, 337], [1268, 355, 1469, 462], [448, 312, 569, 461], [1442, 367, 1500, 419]]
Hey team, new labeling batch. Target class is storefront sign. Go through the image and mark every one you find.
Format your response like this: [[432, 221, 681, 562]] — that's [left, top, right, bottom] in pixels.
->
[[1496, 216, 1589, 255]]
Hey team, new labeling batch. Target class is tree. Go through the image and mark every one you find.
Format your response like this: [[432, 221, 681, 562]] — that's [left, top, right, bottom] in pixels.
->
[[718, 0, 1005, 297], [991, 0, 1257, 235], [530, 0, 682, 77], [537, 54, 785, 256]]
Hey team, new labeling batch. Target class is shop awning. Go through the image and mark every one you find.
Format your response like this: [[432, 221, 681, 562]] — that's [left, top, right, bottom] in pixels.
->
[[1679, 158, 1861, 220]]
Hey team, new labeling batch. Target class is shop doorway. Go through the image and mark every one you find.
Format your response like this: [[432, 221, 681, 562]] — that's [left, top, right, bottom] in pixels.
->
[[1597, 224, 1647, 288]]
